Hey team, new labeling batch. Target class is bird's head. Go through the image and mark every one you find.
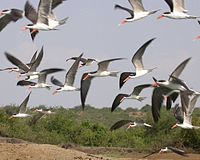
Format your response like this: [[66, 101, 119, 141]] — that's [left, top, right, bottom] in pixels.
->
[[157, 12, 170, 19], [0, 9, 10, 15]]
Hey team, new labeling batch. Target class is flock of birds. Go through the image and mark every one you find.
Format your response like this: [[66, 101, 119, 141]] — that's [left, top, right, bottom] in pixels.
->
[[1, 0, 200, 157]]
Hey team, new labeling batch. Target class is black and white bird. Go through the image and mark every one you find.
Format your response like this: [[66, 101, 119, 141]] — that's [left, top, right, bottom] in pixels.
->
[[111, 84, 151, 112], [143, 146, 188, 158], [9, 92, 32, 119], [23, 0, 68, 41], [151, 57, 191, 122], [110, 119, 152, 131], [158, 0, 197, 20], [51, 53, 83, 95], [80, 58, 125, 110], [1, 50, 37, 73], [21, 46, 44, 81], [171, 91, 200, 129], [119, 38, 156, 89], [17, 68, 65, 90], [0, 8, 23, 31], [115, 0, 159, 25], [4, 47, 44, 81], [66, 55, 98, 68], [33, 108, 55, 115]]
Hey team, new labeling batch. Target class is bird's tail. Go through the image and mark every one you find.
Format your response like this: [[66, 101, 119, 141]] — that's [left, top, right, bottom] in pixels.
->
[[187, 15, 198, 19], [59, 17, 69, 25]]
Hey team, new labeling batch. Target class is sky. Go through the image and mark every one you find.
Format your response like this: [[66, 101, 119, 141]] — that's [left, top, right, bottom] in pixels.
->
[[1, 0, 200, 109]]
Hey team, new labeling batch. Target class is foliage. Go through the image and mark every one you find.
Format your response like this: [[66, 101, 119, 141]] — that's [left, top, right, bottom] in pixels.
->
[[0, 105, 200, 153]]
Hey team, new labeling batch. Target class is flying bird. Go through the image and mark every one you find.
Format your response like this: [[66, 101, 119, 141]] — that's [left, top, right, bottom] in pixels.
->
[[33, 108, 55, 115], [114, 0, 159, 25], [80, 58, 125, 110], [1, 50, 37, 73], [66, 55, 98, 68], [158, 0, 198, 20], [171, 91, 200, 129], [119, 38, 156, 89], [151, 57, 191, 122], [23, 0, 68, 41], [19, 46, 45, 80], [0, 8, 23, 31], [110, 119, 152, 131], [143, 146, 188, 158], [17, 68, 65, 90], [111, 84, 151, 112], [4, 47, 44, 81], [51, 53, 83, 95], [9, 92, 32, 119]]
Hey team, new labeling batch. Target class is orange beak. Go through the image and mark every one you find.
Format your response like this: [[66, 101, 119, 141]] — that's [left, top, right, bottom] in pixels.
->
[[123, 76, 131, 83], [171, 124, 177, 129], [152, 82, 160, 87], [83, 74, 90, 80], [21, 27, 28, 31], [8, 116, 14, 119], [194, 36, 200, 40], [119, 20, 127, 26], [157, 15, 165, 20], [52, 90, 58, 95], [120, 97, 126, 103]]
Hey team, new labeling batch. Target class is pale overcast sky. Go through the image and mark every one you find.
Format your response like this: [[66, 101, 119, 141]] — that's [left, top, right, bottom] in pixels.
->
[[1, 0, 200, 109]]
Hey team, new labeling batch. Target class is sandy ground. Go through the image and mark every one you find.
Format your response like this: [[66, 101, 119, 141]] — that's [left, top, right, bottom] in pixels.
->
[[0, 137, 199, 160]]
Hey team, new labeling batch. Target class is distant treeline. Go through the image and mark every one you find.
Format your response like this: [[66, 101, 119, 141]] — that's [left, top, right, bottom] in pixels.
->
[[0, 104, 200, 153]]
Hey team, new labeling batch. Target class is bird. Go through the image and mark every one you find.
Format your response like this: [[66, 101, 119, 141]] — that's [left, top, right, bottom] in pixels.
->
[[119, 38, 156, 89], [193, 21, 200, 40], [4, 52, 32, 73], [0, 50, 37, 73], [158, 0, 198, 20], [114, 0, 159, 25], [4, 47, 44, 81], [110, 119, 152, 131], [143, 146, 188, 158], [151, 57, 191, 122], [23, 0, 68, 41], [19, 46, 44, 81], [0, 8, 23, 31], [171, 91, 200, 129], [33, 108, 55, 115], [80, 58, 125, 110], [51, 53, 83, 95], [111, 84, 151, 112], [9, 92, 32, 119], [66, 55, 98, 68], [17, 68, 65, 90]]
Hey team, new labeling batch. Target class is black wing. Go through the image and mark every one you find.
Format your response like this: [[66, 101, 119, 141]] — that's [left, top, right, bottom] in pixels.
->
[[110, 120, 134, 131], [80, 73, 93, 110], [111, 94, 129, 112], [168, 146, 187, 156]]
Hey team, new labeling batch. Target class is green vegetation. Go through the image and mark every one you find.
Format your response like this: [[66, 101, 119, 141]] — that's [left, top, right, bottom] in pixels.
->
[[0, 104, 200, 153]]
